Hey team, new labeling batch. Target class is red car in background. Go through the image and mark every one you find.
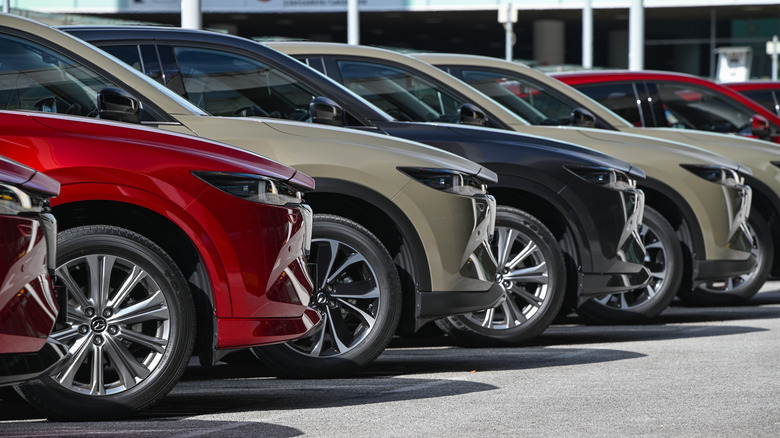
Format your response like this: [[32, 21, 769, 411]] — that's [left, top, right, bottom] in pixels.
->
[[1, 110, 319, 420], [723, 81, 780, 118], [554, 70, 780, 144], [0, 155, 67, 387]]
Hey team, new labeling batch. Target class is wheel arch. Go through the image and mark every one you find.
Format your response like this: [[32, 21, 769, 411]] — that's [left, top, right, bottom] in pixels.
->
[[742, 175, 780, 276], [639, 177, 702, 293], [305, 178, 430, 333], [486, 181, 585, 310], [51, 200, 218, 366]]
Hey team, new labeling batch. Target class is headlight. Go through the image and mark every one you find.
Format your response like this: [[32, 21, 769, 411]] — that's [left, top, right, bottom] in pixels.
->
[[397, 167, 488, 196], [193, 171, 304, 206], [772, 161, 780, 170], [565, 166, 635, 190], [0, 183, 45, 215], [680, 164, 743, 187]]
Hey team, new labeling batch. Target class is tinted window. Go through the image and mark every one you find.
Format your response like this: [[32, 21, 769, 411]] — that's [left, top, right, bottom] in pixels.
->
[[736, 89, 780, 117], [460, 68, 569, 125], [335, 59, 462, 123], [653, 82, 752, 134], [576, 82, 644, 126], [172, 46, 315, 120], [0, 33, 116, 117]]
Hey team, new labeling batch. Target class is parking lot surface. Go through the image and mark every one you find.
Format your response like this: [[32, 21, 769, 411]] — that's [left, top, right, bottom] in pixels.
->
[[2, 282, 779, 437]]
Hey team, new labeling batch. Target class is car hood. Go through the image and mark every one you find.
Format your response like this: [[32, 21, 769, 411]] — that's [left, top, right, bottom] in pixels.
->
[[176, 115, 498, 184], [0, 151, 60, 198], [26, 111, 315, 190], [373, 120, 645, 179], [517, 125, 751, 175]]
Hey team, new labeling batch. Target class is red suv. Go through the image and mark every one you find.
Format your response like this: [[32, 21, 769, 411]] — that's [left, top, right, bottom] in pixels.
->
[[0, 155, 66, 387], [1, 110, 319, 420], [554, 70, 780, 144]]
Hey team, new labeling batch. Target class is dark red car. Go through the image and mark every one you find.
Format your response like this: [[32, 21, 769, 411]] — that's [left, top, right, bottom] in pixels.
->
[[0, 155, 66, 387], [723, 81, 780, 118], [1, 110, 319, 420], [554, 70, 780, 144]]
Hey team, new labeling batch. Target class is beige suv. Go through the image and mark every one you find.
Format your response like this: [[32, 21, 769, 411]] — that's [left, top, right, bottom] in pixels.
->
[[0, 15, 501, 384]]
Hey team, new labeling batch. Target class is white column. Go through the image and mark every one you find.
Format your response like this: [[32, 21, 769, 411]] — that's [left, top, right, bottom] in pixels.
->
[[628, 0, 644, 70], [582, 0, 593, 69], [181, 0, 202, 30], [348, 0, 359, 45]]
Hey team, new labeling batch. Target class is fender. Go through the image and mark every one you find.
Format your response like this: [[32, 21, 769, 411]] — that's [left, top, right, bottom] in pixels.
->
[[51, 182, 230, 317]]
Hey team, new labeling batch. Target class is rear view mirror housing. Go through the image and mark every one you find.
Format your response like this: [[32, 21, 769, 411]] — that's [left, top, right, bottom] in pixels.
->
[[458, 103, 487, 126], [98, 87, 140, 124]]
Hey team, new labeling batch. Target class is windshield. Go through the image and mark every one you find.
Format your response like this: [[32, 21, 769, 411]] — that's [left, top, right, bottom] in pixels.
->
[[335, 59, 464, 123]]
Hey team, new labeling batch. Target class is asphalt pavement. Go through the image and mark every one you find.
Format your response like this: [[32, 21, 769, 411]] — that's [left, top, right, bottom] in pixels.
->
[[2, 282, 779, 437]]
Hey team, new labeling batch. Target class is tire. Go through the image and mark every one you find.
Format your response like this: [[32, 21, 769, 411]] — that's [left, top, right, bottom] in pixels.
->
[[251, 214, 402, 378], [16, 225, 195, 421], [435, 206, 566, 346], [577, 206, 683, 324], [679, 212, 772, 306]]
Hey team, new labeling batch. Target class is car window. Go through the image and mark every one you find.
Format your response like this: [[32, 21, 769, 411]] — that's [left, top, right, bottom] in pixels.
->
[[168, 46, 316, 120], [653, 82, 752, 134], [459, 68, 570, 125], [334, 59, 462, 123], [735, 89, 780, 117], [0, 33, 115, 117], [575, 82, 646, 127]]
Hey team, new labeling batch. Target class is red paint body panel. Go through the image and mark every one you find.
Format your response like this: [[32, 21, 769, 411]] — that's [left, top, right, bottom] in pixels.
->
[[0, 215, 57, 353], [0, 110, 318, 349]]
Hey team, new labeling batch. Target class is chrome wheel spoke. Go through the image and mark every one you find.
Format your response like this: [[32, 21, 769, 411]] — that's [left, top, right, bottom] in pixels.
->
[[331, 280, 379, 299], [325, 306, 354, 353], [505, 262, 548, 284], [117, 329, 167, 354], [54, 335, 93, 388], [90, 344, 105, 395], [480, 307, 496, 328], [111, 290, 169, 326], [501, 296, 528, 326], [513, 288, 544, 307], [107, 265, 147, 310], [103, 336, 150, 390], [57, 266, 90, 310], [495, 227, 519, 268], [506, 240, 537, 270]]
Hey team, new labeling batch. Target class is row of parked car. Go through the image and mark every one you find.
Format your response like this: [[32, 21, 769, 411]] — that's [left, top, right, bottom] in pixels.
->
[[1, 13, 778, 421]]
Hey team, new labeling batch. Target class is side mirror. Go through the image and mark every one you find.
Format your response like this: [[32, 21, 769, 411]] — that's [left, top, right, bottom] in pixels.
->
[[750, 114, 770, 139], [458, 103, 487, 126], [310, 96, 345, 127], [97, 87, 140, 124], [571, 107, 597, 128]]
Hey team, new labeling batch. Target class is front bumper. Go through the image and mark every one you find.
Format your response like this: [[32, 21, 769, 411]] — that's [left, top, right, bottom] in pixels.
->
[[393, 185, 500, 319], [692, 178, 754, 279], [562, 174, 651, 299], [187, 186, 321, 349], [0, 338, 69, 387]]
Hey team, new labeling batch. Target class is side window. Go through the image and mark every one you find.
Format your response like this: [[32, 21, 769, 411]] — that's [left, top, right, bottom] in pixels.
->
[[0, 33, 116, 117], [101, 43, 163, 85], [334, 59, 462, 123], [171, 46, 315, 120], [459, 68, 568, 125], [736, 89, 780, 117], [576, 82, 644, 127], [653, 82, 752, 134]]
